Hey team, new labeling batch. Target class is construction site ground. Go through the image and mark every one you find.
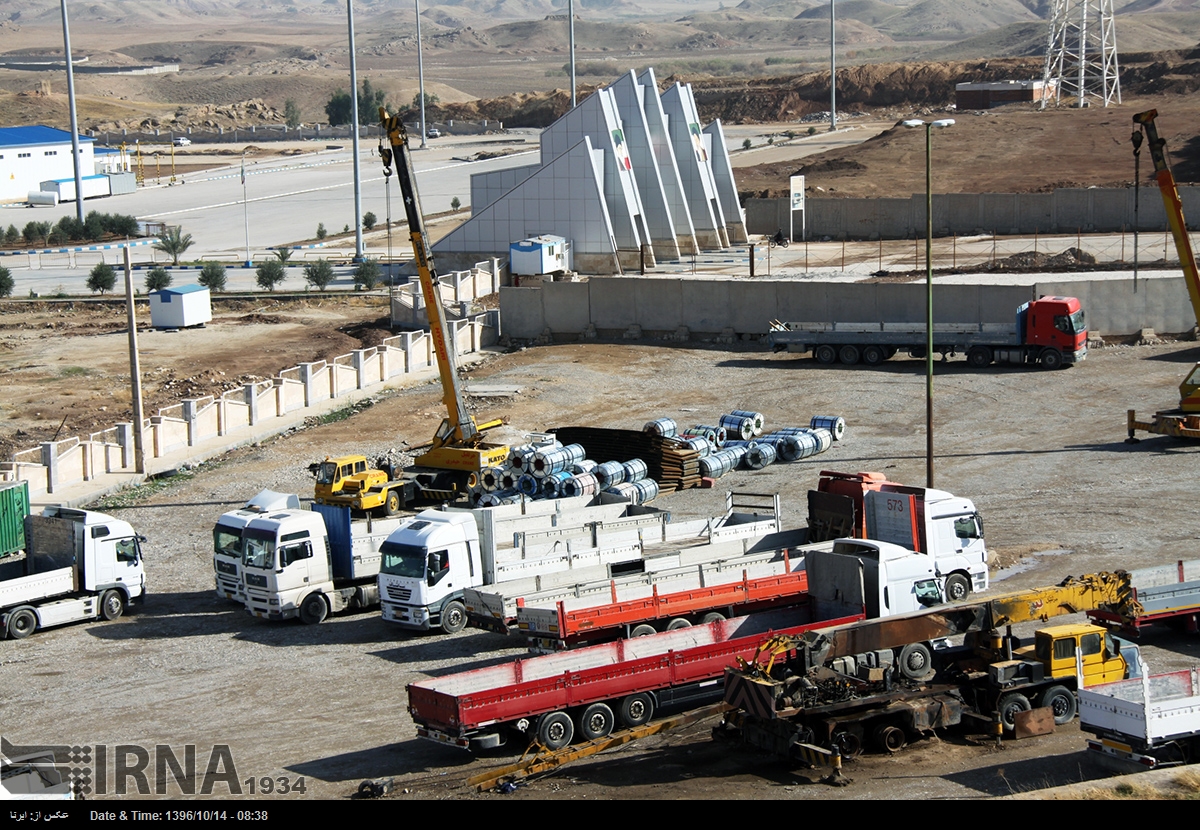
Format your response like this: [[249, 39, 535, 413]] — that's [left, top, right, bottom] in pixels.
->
[[3, 296, 1200, 799]]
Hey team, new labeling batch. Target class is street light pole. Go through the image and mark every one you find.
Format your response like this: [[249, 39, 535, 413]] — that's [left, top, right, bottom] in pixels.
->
[[903, 118, 954, 488]]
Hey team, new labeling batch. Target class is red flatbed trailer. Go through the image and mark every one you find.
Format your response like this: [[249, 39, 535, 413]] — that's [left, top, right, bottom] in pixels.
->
[[517, 567, 810, 649], [407, 606, 864, 752]]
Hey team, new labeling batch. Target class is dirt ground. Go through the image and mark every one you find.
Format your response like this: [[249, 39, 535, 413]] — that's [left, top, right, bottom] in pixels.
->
[[3, 312, 1200, 800]]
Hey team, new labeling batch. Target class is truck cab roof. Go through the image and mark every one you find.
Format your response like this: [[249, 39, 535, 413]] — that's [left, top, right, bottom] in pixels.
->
[[244, 509, 326, 536], [41, 506, 136, 537], [831, 538, 919, 560], [386, 509, 476, 547]]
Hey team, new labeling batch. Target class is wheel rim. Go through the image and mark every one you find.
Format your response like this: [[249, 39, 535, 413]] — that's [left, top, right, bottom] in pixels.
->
[[13, 612, 34, 635], [445, 606, 464, 630]]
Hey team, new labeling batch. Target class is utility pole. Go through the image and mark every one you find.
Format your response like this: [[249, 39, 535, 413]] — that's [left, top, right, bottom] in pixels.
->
[[347, 0, 365, 262], [60, 0, 84, 223]]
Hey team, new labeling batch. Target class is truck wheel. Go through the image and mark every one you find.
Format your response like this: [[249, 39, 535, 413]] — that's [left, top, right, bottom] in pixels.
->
[[814, 345, 837, 365], [440, 600, 467, 634], [838, 344, 861, 365], [873, 724, 907, 754], [997, 692, 1031, 732], [898, 642, 934, 681], [1039, 348, 1063, 370], [537, 711, 574, 750], [944, 573, 971, 602], [701, 612, 726, 625], [832, 730, 863, 757], [630, 624, 657, 638], [666, 617, 692, 630], [1040, 685, 1077, 725], [967, 346, 993, 368], [100, 589, 126, 621], [7, 608, 37, 639], [618, 693, 655, 728], [861, 345, 887, 366], [578, 703, 615, 741], [384, 490, 401, 516], [299, 593, 328, 625]]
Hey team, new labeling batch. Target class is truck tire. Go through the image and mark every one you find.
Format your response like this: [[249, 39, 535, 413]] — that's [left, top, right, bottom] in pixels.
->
[[838, 344, 861, 365], [861, 345, 887, 366], [701, 612, 726, 624], [383, 490, 401, 516], [666, 617, 692, 630], [944, 573, 971, 602], [1039, 685, 1077, 725], [299, 593, 328, 625], [630, 624, 657, 638], [440, 600, 467, 635], [814, 344, 837, 365], [618, 693, 655, 728], [873, 724, 907, 754], [967, 346, 993, 368], [898, 642, 934, 681], [7, 608, 37, 639], [997, 692, 1032, 732], [578, 703, 615, 741], [537, 711, 574, 750], [1039, 348, 1063, 370], [100, 589, 126, 621]]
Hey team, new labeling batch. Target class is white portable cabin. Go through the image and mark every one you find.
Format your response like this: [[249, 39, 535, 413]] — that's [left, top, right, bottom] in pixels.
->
[[509, 235, 572, 276], [149, 284, 212, 329]]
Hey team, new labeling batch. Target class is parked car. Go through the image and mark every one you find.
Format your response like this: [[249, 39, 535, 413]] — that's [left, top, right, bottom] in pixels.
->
[[426, 128, 441, 139], [173, 137, 192, 147]]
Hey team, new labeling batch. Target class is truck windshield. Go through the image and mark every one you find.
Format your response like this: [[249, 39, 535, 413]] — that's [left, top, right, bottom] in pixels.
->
[[316, 462, 339, 485], [213, 524, 242, 557], [242, 529, 277, 570], [380, 540, 427, 578], [1054, 310, 1085, 334]]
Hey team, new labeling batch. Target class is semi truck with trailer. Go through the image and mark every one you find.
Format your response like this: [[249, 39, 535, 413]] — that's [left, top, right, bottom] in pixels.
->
[[240, 503, 403, 624], [487, 476, 988, 648], [1079, 660, 1200, 768], [212, 489, 301, 603], [768, 295, 1086, 369], [378, 492, 774, 635], [718, 550, 1142, 769], [1, 503, 147, 639]]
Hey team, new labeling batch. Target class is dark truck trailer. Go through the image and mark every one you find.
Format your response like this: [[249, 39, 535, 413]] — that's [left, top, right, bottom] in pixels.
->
[[767, 296, 1086, 370]]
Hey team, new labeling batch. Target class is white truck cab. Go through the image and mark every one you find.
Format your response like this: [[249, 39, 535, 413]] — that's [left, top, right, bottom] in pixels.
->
[[212, 490, 301, 603], [241, 510, 331, 622], [378, 511, 480, 633], [864, 487, 988, 601]]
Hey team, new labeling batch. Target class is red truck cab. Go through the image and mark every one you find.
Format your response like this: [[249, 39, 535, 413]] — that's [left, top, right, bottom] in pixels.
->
[[1021, 296, 1087, 364]]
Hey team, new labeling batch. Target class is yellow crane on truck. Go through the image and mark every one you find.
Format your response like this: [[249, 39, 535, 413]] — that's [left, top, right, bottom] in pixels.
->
[[312, 110, 510, 515], [1125, 109, 1200, 441]]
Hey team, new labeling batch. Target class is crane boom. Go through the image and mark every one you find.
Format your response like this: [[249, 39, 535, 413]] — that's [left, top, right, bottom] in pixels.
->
[[379, 109, 509, 474]]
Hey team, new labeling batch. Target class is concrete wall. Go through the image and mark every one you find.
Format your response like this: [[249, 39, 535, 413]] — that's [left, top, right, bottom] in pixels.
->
[[745, 187, 1200, 239], [499, 276, 1193, 341]]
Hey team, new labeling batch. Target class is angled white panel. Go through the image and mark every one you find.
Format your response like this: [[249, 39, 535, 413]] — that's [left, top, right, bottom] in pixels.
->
[[703, 119, 748, 244], [639, 67, 697, 255], [661, 82, 725, 250], [433, 137, 620, 274], [471, 163, 540, 212], [610, 70, 681, 261]]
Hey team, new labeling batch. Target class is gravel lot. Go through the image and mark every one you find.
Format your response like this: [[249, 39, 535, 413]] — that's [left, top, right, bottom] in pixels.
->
[[4, 336, 1200, 800]]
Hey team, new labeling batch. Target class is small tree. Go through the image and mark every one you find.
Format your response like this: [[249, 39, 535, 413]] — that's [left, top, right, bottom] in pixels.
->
[[316, 223, 327, 240], [450, 197, 461, 211], [284, 99, 302, 129], [354, 258, 381, 290], [807, 126, 817, 136], [154, 226, 194, 266], [198, 261, 227, 292], [0, 265, 13, 298], [5, 224, 19, 245], [304, 259, 336, 292], [742, 138, 752, 150], [256, 258, 286, 291], [273, 248, 293, 264], [87, 262, 117, 294], [362, 211, 377, 231], [343, 224, 350, 234], [23, 221, 50, 245], [144, 266, 172, 292]]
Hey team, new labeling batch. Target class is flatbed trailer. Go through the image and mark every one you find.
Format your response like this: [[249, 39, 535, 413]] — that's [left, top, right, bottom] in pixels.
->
[[407, 605, 864, 752], [1087, 558, 1200, 635]]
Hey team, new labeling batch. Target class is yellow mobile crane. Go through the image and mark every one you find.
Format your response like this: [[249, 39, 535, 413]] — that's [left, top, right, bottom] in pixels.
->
[[1126, 109, 1200, 440], [720, 569, 1145, 779], [312, 111, 510, 514]]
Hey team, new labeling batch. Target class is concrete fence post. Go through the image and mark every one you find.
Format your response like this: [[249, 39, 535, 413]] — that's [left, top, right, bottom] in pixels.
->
[[216, 397, 227, 437], [299, 363, 318, 407], [273, 378, 285, 416], [116, 422, 134, 469], [183, 399, 200, 447], [244, 383, 259, 426], [352, 350, 368, 390], [40, 442, 59, 494], [378, 347, 389, 381], [491, 257, 500, 293], [149, 416, 164, 458]]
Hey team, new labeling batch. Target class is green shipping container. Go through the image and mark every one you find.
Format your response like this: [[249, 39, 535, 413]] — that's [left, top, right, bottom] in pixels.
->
[[0, 481, 30, 558]]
